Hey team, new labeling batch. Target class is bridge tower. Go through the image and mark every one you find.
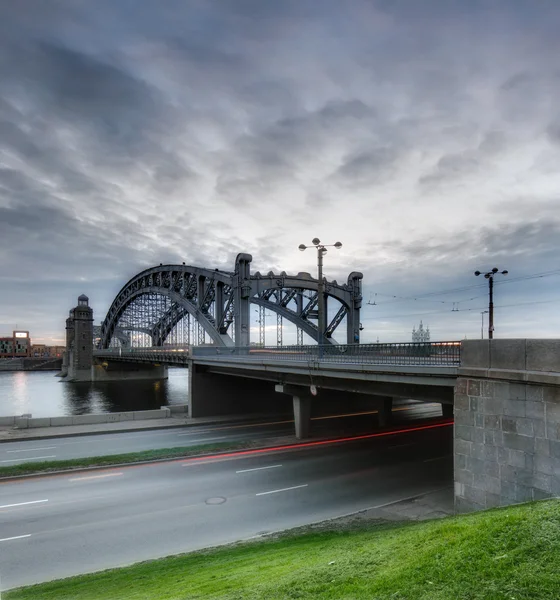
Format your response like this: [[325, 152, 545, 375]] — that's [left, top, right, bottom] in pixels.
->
[[64, 294, 94, 381]]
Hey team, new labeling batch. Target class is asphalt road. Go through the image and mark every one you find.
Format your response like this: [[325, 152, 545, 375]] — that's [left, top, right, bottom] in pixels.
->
[[0, 422, 452, 590], [0, 400, 444, 465]]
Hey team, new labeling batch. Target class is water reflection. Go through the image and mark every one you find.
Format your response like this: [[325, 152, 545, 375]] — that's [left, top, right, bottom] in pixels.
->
[[0, 369, 189, 418]]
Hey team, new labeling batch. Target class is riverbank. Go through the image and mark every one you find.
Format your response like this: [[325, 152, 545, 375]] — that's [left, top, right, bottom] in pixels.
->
[[6, 498, 558, 599], [0, 357, 62, 371]]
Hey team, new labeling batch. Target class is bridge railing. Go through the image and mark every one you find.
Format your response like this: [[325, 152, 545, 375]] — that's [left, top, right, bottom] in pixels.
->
[[192, 341, 461, 366]]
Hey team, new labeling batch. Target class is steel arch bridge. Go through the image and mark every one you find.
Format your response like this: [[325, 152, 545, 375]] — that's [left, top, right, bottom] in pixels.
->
[[98, 253, 362, 349]]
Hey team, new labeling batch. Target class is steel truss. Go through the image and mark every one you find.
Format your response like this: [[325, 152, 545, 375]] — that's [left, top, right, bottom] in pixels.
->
[[98, 254, 362, 349]]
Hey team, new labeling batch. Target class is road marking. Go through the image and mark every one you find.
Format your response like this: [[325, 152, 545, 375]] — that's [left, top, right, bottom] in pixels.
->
[[69, 472, 124, 482], [0, 455, 56, 463], [0, 534, 31, 542], [175, 435, 229, 442], [423, 455, 451, 463], [236, 464, 283, 474], [256, 484, 308, 496], [6, 447, 57, 453], [0, 499, 48, 510]]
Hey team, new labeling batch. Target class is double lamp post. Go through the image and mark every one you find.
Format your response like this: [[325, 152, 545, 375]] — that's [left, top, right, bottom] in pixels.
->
[[299, 238, 342, 348], [474, 267, 508, 339]]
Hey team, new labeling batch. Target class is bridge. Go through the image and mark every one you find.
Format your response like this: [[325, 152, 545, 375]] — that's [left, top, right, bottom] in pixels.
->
[[62, 257, 560, 514], [97, 253, 363, 350]]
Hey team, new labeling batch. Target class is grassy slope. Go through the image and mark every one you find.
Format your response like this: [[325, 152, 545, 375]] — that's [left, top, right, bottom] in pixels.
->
[[0, 441, 255, 478], [6, 499, 560, 600]]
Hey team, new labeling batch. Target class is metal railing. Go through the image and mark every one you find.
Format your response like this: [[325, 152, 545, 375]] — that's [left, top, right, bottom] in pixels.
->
[[94, 342, 461, 367], [192, 341, 461, 366]]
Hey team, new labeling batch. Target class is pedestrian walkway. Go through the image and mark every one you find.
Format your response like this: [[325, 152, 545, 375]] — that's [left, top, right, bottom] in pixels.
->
[[0, 412, 292, 443]]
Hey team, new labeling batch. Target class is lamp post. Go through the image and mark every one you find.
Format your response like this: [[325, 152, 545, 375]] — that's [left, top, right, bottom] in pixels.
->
[[299, 238, 342, 349], [480, 310, 489, 339], [474, 268, 508, 339]]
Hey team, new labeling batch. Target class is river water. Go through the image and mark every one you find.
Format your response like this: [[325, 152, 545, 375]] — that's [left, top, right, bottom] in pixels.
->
[[0, 369, 188, 418]]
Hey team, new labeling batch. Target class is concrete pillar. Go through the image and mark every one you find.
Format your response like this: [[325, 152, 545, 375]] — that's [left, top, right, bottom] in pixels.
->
[[378, 397, 393, 427], [233, 253, 253, 347], [293, 394, 312, 439], [441, 403, 453, 418]]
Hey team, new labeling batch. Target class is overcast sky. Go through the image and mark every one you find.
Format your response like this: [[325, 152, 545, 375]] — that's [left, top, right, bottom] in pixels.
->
[[1, 0, 559, 345]]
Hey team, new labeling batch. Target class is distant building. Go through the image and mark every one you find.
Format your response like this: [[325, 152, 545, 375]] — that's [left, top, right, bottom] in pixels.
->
[[0, 331, 31, 358], [31, 344, 65, 358], [412, 321, 430, 343]]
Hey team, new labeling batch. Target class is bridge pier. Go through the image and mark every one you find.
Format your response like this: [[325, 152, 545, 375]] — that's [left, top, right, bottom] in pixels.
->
[[293, 394, 312, 439], [455, 340, 560, 513], [377, 397, 393, 427]]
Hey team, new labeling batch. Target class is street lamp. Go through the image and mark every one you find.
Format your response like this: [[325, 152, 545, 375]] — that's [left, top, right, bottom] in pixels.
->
[[299, 238, 342, 348], [480, 310, 489, 339], [474, 268, 508, 339]]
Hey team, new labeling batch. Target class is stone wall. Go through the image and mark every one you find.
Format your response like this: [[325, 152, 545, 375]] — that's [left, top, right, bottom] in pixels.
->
[[455, 339, 560, 512]]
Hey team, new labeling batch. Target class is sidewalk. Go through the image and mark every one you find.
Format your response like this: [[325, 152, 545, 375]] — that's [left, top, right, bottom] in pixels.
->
[[0, 412, 293, 443]]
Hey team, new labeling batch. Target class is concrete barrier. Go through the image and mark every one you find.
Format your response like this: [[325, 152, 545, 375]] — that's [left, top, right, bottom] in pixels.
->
[[7, 409, 173, 429], [166, 404, 188, 414], [134, 408, 170, 420], [50, 417, 74, 426]]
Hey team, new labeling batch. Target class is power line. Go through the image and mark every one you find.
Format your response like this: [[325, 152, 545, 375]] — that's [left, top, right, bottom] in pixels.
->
[[368, 268, 560, 307], [369, 297, 560, 320]]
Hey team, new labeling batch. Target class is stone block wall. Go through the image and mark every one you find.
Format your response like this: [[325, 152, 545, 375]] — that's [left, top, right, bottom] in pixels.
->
[[454, 338, 560, 512]]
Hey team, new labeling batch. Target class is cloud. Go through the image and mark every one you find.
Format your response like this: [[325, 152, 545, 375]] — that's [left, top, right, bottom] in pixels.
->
[[1, 0, 560, 343]]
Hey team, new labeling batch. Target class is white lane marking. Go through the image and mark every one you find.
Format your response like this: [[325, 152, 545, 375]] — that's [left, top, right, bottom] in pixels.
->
[[256, 484, 308, 496], [69, 472, 124, 482], [0, 499, 48, 510], [6, 446, 57, 453], [0, 455, 56, 463], [423, 455, 451, 463], [175, 435, 229, 442], [0, 534, 31, 542], [236, 464, 283, 474]]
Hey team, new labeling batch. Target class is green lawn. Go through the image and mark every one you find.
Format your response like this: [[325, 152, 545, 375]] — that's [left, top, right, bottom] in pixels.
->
[[6, 499, 560, 599], [0, 441, 255, 478]]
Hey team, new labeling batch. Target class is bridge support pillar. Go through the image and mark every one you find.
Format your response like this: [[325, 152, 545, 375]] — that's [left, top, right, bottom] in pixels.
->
[[275, 384, 312, 439], [293, 394, 312, 439], [377, 396, 393, 428]]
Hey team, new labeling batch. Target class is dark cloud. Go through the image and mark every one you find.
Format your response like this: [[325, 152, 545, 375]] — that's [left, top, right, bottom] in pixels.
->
[[0, 1, 559, 341]]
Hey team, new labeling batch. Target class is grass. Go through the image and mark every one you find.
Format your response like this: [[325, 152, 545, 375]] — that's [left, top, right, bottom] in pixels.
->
[[0, 441, 257, 478], [6, 498, 560, 600]]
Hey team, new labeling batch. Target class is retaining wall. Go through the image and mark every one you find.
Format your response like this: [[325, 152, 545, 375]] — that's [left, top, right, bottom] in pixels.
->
[[1, 408, 172, 429], [455, 339, 560, 512]]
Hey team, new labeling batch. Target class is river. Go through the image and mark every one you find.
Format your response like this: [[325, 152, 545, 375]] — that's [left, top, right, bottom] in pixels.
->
[[0, 369, 188, 417]]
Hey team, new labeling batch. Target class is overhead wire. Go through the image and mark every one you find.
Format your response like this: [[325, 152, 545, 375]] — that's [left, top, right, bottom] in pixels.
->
[[368, 268, 560, 310]]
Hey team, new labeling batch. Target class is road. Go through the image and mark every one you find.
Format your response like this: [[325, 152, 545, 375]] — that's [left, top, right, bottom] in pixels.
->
[[0, 400, 443, 465], [0, 422, 452, 590]]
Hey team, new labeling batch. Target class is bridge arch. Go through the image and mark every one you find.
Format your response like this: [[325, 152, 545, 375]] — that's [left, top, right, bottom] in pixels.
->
[[99, 255, 362, 348]]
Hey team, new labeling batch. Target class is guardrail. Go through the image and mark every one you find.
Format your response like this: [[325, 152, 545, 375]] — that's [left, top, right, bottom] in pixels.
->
[[94, 342, 461, 366], [195, 341, 461, 366]]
